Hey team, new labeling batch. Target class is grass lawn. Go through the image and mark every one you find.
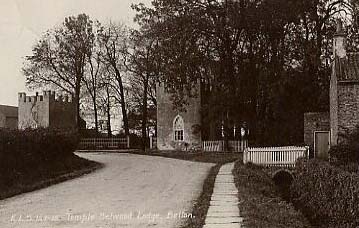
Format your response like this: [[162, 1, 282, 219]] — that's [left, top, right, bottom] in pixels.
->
[[0, 154, 102, 200], [232, 162, 311, 228]]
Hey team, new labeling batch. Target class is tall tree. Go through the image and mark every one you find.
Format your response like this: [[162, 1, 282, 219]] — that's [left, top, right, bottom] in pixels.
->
[[99, 22, 130, 136], [23, 14, 96, 128], [124, 30, 160, 149], [83, 21, 104, 133]]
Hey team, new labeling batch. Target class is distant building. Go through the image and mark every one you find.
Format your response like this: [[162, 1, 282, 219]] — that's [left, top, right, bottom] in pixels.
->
[[156, 83, 202, 151], [18, 91, 77, 130], [0, 105, 18, 129], [304, 20, 359, 158]]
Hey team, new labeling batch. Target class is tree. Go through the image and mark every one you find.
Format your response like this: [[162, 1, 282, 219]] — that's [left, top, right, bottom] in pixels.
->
[[99, 22, 130, 136], [82, 21, 104, 133], [124, 30, 160, 149], [23, 14, 96, 128], [133, 0, 355, 145]]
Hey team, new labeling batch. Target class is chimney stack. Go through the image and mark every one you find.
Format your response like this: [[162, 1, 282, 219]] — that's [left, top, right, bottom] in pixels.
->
[[333, 19, 346, 58]]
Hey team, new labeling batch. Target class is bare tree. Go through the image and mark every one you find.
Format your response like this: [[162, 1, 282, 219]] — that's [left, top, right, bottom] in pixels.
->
[[23, 14, 96, 128], [99, 22, 130, 136], [82, 21, 104, 133]]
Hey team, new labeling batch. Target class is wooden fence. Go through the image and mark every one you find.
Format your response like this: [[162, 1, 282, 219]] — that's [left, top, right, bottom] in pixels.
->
[[78, 137, 130, 150], [150, 137, 157, 149], [243, 146, 309, 167], [202, 140, 248, 152]]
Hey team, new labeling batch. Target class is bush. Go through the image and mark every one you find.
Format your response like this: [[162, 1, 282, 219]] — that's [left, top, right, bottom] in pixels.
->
[[0, 128, 79, 172], [329, 126, 359, 165], [291, 159, 359, 228], [233, 162, 310, 228]]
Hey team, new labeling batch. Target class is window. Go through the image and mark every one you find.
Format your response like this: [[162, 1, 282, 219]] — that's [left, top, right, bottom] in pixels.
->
[[173, 115, 184, 141]]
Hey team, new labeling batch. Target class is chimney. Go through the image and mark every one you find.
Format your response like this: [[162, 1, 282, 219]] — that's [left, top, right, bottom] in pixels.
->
[[333, 19, 346, 58]]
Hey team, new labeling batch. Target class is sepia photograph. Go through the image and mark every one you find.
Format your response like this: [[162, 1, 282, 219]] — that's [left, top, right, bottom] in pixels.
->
[[0, 0, 358, 227]]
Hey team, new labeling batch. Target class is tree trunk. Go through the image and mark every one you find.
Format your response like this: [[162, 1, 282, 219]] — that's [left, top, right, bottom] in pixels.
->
[[106, 85, 112, 137], [113, 67, 129, 136], [141, 77, 149, 151], [93, 98, 99, 134], [75, 84, 81, 130]]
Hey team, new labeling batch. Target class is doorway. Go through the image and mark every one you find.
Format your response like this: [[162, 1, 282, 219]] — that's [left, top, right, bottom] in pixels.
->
[[314, 131, 330, 159]]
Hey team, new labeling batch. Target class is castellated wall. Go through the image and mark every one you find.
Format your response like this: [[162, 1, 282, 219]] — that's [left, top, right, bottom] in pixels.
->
[[18, 91, 77, 130], [156, 84, 202, 151]]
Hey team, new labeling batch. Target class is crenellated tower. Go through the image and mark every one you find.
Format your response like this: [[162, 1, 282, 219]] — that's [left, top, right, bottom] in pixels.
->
[[18, 91, 77, 129]]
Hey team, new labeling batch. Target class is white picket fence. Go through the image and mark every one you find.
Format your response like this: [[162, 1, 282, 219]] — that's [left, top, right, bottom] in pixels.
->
[[243, 146, 309, 167], [202, 140, 248, 152], [79, 137, 130, 150]]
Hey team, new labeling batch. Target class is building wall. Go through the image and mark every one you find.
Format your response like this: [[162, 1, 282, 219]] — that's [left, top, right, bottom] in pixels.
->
[[49, 95, 77, 129], [18, 91, 76, 130], [337, 83, 359, 143], [156, 84, 201, 150], [304, 112, 330, 154], [0, 112, 5, 128], [5, 117, 18, 129], [330, 62, 339, 146]]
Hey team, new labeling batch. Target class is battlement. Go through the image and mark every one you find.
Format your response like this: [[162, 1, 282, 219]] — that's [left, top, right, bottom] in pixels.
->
[[18, 91, 74, 104]]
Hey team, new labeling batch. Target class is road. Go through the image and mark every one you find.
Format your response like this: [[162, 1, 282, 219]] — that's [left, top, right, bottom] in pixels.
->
[[0, 152, 213, 228]]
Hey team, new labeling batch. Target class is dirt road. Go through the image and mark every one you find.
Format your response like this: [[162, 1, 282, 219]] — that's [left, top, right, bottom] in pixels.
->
[[0, 153, 213, 228]]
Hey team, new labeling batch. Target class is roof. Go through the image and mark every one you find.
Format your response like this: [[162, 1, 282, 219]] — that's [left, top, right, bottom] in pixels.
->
[[0, 105, 18, 118], [335, 53, 359, 82]]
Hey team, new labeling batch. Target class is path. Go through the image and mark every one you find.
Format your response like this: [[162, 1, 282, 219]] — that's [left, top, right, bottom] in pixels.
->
[[204, 162, 243, 228], [0, 152, 213, 228]]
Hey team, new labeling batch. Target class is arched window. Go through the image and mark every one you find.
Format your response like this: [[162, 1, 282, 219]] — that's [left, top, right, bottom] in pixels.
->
[[173, 115, 184, 141]]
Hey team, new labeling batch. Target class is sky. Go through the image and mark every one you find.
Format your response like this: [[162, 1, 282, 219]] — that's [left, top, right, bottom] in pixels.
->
[[0, 0, 151, 106]]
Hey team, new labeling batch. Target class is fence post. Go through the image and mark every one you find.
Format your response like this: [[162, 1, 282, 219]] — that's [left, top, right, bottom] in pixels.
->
[[126, 135, 130, 148]]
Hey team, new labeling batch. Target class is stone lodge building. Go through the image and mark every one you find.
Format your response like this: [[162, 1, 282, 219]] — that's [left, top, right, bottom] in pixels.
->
[[304, 21, 359, 158], [0, 105, 18, 129], [156, 84, 202, 150], [18, 91, 77, 129]]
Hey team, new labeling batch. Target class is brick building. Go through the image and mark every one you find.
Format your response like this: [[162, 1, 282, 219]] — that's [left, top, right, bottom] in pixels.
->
[[304, 21, 359, 158], [0, 105, 18, 129], [156, 84, 202, 150], [18, 91, 77, 130]]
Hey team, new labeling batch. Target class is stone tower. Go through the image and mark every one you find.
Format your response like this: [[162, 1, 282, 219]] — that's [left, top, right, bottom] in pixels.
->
[[156, 83, 202, 150], [330, 20, 359, 145], [18, 91, 77, 129]]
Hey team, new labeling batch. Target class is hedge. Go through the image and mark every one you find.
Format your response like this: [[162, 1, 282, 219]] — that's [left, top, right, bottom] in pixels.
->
[[233, 162, 310, 228], [0, 128, 79, 174], [291, 159, 359, 228]]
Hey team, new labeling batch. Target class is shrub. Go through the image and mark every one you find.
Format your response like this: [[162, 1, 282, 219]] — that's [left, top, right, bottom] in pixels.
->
[[329, 126, 359, 166], [0, 128, 79, 171], [291, 159, 359, 228], [233, 162, 310, 228]]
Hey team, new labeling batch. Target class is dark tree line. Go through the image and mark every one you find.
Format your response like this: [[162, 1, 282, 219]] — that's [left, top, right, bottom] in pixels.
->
[[22, 1, 359, 147], [132, 0, 357, 145]]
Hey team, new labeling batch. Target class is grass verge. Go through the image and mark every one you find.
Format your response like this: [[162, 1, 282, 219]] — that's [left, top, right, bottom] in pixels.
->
[[180, 164, 221, 228], [0, 154, 102, 200], [232, 161, 311, 228], [79, 149, 242, 164]]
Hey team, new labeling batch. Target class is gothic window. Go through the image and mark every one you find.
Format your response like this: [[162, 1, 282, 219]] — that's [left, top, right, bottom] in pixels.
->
[[173, 115, 184, 141]]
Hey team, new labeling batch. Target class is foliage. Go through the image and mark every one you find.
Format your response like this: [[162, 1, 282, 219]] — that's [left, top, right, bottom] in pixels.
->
[[291, 159, 359, 228], [23, 14, 97, 127], [0, 128, 79, 172], [329, 126, 359, 171], [233, 162, 310, 228], [132, 0, 353, 144]]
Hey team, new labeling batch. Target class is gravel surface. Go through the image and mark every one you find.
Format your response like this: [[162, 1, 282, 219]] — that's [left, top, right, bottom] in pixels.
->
[[0, 152, 213, 228]]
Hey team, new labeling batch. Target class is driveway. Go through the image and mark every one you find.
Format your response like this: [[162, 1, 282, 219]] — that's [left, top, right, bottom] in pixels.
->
[[0, 153, 213, 228]]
